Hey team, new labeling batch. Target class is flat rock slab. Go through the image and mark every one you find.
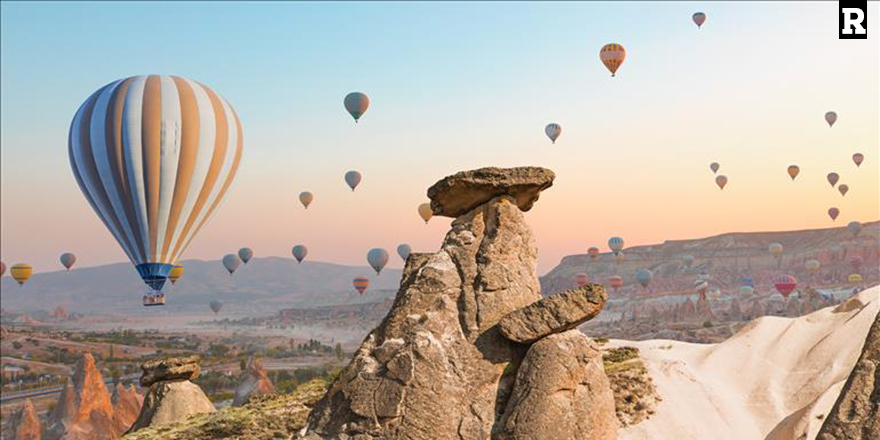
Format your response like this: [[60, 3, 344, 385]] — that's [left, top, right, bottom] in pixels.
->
[[499, 284, 606, 344], [427, 167, 554, 218], [140, 355, 201, 387]]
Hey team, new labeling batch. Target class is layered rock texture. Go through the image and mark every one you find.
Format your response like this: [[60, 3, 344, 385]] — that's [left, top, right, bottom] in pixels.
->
[[126, 356, 215, 434], [302, 167, 616, 440], [45, 353, 125, 440], [4, 398, 42, 440], [818, 313, 880, 439], [233, 357, 276, 406], [499, 284, 607, 344]]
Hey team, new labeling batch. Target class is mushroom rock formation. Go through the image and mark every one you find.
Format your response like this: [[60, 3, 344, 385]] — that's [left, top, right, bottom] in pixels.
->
[[302, 167, 617, 440], [233, 357, 276, 406], [45, 353, 118, 440], [126, 356, 215, 434], [112, 383, 143, 432], [4, 398, 42, 440], [818, 313, 880, 439]]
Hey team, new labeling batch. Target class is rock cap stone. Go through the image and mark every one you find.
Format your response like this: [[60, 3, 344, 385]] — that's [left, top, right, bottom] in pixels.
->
[[427, 167, 554, 218], [140, 355, 201, 387], [499, 284, 607, 344]]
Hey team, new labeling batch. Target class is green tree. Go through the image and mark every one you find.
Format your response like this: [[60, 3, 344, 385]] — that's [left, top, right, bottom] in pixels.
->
[[334, 343, 344, 361]]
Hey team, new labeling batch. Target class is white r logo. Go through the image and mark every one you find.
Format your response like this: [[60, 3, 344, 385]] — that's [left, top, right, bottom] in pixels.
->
[[841, 8, 867, 34]]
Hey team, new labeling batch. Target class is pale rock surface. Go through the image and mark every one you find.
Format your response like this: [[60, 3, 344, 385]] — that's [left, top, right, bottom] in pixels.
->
[[126, 357, 215, 434]]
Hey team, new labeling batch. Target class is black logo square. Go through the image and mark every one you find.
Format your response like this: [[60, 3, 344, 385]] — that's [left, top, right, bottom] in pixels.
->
[[840, 0, 867, 39]]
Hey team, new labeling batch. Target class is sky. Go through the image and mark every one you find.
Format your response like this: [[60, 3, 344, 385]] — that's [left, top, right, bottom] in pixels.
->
[[1, 1, 878, 275]]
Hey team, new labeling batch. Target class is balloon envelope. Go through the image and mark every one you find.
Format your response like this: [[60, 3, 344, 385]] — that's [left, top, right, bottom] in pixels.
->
[[635, 269, 653, 288], [739, 285, 755, 296], [828, 207, 839, 221], [168, 265, 183, 284], [827, 173, 839, 187], [710, 162, 720, 174], [344, 92, 370, 122], [608, 276, 623, 289], [60, 253, 77, 270], [353, 277, 370, 294], [693, 12, 706, 28], [418, 203, 433, 224], [848, 221, 862, 237], [222, 254, 241, 275], [545, 123, 562, 143], [238, 247, 254, 264], [292, 245, 308, 263], [608, 237, 624, 254], [588, 247, 600, 260], [209, 300, 223, 314], [11, 263, 32, 286], [825, 111, 837, 127], [852, 153, 864, 167], [787, 165, 800, 180], [773, 274, 797, 298], [299, 192, 314, 209], [574, 273, 589, 287], [769, 243, 783, 256], [367, 248, 389, 274], [805, 259, 820, 273], [599, 43, 626, 76], [848, 274, 863, 284], [715, 175, 728, 190], [838, 184, 849, 196], [69, 75, 243, 293], [345, 171, 362, 191], [397, 244, 412, 262]]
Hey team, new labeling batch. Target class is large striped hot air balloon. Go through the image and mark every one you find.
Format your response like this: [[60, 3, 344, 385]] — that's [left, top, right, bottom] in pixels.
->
[[773, 274, 797, 299], [11, 264, 32, 286], [69, 75, 242, 294], [353, 277, 370, 295], [599, 43, 626, 77]]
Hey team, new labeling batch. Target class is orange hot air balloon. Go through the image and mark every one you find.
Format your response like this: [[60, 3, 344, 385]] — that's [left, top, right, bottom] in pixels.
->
[[587, 247, 600, 260], [828, 207, 839, 221], [715, 175, 728, 190], [417, 203, 433, 224], [573, 273, 589, 287], [353, 277, 370, 294], [600, 43, 626, 77], [787, 165, 800, 180], [852, 153, 864, 167], [168, 265, 184, 285]]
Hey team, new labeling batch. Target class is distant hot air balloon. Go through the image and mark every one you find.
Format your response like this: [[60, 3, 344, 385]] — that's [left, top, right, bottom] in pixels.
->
[[418, 203, 433, 224], [345, 171, 362, 191], [588, 247, 600, 260], [545, 123, 562, 144], [828, 207, 839, 221], [825, 111, 837, 127], [608, 237, 624, 254], [69, 75, 243, 296], [715, 175, 728, 190], [849, 256, 863, 271], [739, 285, 755, 296], [0, 261, 5, 277], [367, 248, 389, 275], [635, 269, 653, 289], [299, 192, 314, 209], [769, 243, 784, 257], [710, 162, 720, 174], [11, 263, 32, 286], [209, 299, 223, 314], [773, 274, 797, 299], [827, 172, 839, 187], [397, 244, 412, 262], [292, 245, 308, 263], [222, 254, 241, 275], [574, 273, 589, 287], [692, 12, 707, 28], [787, 165, 800, 181], [60, 253, 76, 271], [353, 277, 370, 294], [607, 275, 623, 291], [805, 259, 820, 274], [599, 43, 626, 77], [238, 248, 254, 264], [168, 265, 183, 285], [848, 273, 863, 284], [682, 255, 695, 267], [838, 184, 849, 196], [848, 221, 862, 237], [852, 153, 864, 167], [344, 92, 370, 123]]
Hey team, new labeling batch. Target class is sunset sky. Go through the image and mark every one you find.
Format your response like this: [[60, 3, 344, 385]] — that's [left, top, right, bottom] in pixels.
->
[[1, 2, 877, 275]]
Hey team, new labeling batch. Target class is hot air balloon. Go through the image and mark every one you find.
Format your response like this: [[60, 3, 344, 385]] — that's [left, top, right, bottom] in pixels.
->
[[710, 162, 720, 174], [805, 259, 820, 274], [209, 299, 223, 314], [715, 175, 728, 190], [852, 153, 864, 167], [607, 275, 623, 291], [682, 255, 695, 267], [573, 273, 589, 287], [60, 253, 76, 271], [849, 256, 863, 271], [353, 277, 370, 294], [828, 207, 839, 221], [848, 274, 863, 284], [222, 254, 241, 275], [739, 285, 755, 296], [345, 171, 362, 191], [69, 75, 243, 296], [397, 244, 412, 262], [827, 172, 839, 187], [825, 111, 837, 127], [168, 265, 183, 284], [292, 245, 308, 263], [238, 247, 254, 264], [773, 274, 797, 299], [838, 184, 849, 196], [608, 237, 624, 255], [11, 264, 32, 286], [0, 261, 5, 277], [635, 269, 653, 289], [299, 192, 314, 209], [769, 243, 784, 257], [693, 12, 707, 28], [848, 221, 862, 237], [588, 247, 600, 260], [344, 92, 370, 123], [367, 248, 389, 275], [545, 123, 562, 144], [599, 43, 626, 77], [418, 203, 433, 224], [787, 165, 800, 181]]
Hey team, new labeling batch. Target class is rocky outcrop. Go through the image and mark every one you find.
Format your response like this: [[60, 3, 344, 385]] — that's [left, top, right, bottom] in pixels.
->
[[495, 331, 617, 440], [302, 167, 616, 440], [112, 384, 143, 432], [45, 353, 119, 440], [126, 356, 215, 434], [498, 284, 606, 344], [233, 358, 276, 406], [818, 313, 880, 439], [427, 167, 554, 217], [4, 398, 42, 440]]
